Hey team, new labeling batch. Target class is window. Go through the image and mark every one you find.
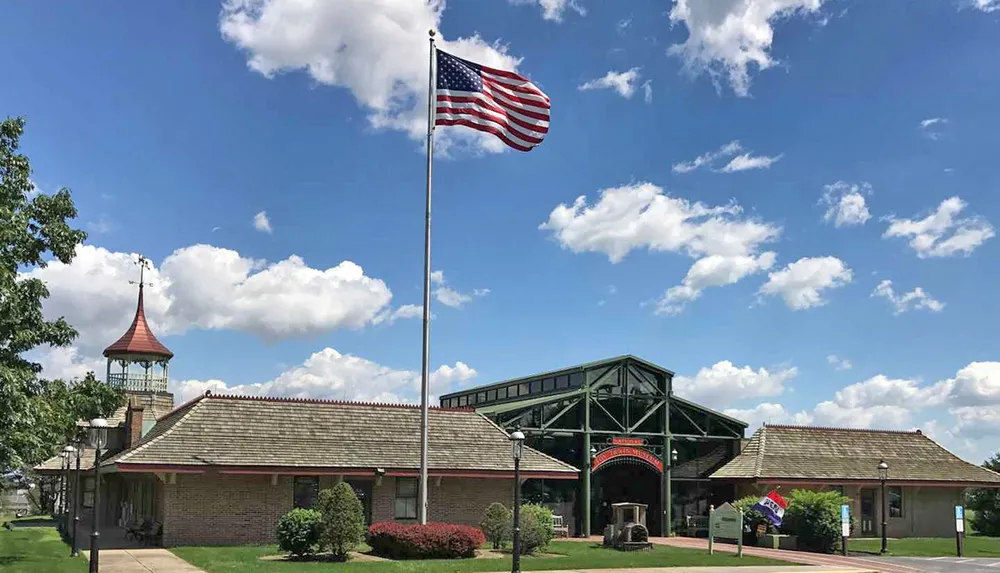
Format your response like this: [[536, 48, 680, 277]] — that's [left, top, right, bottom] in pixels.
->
[[487, 389, 497, 401], [458, 395, 467, 407], [888, 486, 903, 518], [293, 476, 319, 508], [569, 372, 584, 388], [477, 392, 486, 403], [394, 478, 418, 519], [519, 383, 529, 396], [543, 377, 555, 392], [556, 375, 569, 389], [82, 477, 95, 508], [829, 485, 844, 495], [529, 380, 541, 393]]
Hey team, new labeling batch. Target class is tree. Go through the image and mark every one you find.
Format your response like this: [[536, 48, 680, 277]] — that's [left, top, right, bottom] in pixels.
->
[[317, 482, 365, 560], [0, 116, 93, 472], [968, 453, 1000, 535], [480, 502, 511, 549]]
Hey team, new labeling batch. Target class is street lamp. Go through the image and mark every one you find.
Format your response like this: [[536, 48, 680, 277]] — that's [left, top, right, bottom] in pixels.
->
[[71, 442, 83, 557], [60, 447, 73, 518], [62, 445, 75, 523], [878, 459, 889, 554], [88, 418, 108, 573], [509, 428, 525, 573]]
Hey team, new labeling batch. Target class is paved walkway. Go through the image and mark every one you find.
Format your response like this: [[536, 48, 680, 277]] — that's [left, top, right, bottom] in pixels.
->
[[526, 568, 877, 572], [80, 548, 204, 573], [871, 555, 1000, 573]]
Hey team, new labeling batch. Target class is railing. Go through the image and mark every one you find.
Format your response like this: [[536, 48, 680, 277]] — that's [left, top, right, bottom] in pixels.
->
[[107, 373, 167, 393]]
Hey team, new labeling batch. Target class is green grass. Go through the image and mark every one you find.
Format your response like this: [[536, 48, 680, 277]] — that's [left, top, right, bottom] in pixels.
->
[[9, 514, 56, 524], [0, 527, 86, 573], [172, 540, 785, 572], [851, 536, 1000, 557]]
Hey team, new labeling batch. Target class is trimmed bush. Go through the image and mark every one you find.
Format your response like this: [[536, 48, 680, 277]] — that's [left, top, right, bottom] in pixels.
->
[[317, 483, 366, 560], [276, 508, 323, 557], [480, 502, 512, 549], [517, 504, 554, 554], [780, 489, 849, 554], [368, 522, 485, 559]]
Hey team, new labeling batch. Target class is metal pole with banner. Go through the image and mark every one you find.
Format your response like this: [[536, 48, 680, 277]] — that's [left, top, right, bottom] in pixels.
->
[[956, 505, 965, 557], [840, 504, 850, 557]]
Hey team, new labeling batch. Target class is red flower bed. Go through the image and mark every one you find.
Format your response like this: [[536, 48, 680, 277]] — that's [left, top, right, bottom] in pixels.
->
[[367, 522, 485, 559]]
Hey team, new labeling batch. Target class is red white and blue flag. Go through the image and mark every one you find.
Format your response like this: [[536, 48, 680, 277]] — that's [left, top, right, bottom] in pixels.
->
[[752, 490, 789, 527], [434, 50, 550, 152]]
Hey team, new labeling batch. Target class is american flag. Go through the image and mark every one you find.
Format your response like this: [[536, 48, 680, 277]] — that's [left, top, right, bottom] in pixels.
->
[[435, 50, 550, 152]]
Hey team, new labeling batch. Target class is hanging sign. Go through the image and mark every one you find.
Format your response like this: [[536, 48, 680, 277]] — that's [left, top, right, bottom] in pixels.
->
[[591, 446, 663, 472], [611, 437, 645, 446], [841, 504, 850, 537], [956, 506, 965, 533]]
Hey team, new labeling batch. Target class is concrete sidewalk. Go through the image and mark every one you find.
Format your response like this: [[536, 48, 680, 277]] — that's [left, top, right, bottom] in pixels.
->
[[81, 548, 205, 573], [521, 568, 878, 573]]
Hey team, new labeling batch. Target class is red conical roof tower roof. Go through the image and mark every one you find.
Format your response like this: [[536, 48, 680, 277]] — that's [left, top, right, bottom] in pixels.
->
[[103, 282, 173, 359]]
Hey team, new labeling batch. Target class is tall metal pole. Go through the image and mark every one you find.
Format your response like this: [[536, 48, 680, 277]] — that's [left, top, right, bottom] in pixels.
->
[[880, 476, 888, 554], [417, 28, 436, 526], [89, 447, 102, 573], [71, 448, 81, 556], [512, 454, 521, 573]]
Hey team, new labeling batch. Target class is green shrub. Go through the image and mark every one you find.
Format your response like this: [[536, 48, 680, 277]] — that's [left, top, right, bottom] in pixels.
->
[[276, 508, 323, 557], [480, 502, 511, 549], [516, 504, 554, 554], [734, 495, 772, 534], [317, 483, 366, 560], [968, 453, 1000, 536], [780, 489, 849, 554]]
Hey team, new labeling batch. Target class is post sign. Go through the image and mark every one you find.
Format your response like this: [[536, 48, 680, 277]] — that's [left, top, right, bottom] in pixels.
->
[[956, 506, 965, 533], [611, 437, 645, 446], [708, 503, 744, 557], [841, 504, 850, 537]]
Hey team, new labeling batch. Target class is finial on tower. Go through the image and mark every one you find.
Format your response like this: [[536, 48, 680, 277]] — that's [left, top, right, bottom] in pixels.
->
[[129, 254, 152, 289], [429, 29, 436, 38]]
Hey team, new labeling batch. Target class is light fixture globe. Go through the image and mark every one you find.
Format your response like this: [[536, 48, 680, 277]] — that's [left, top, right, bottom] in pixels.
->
[[88, 418, 109, 450], [877, 459, 889, 480], [509, 429, 525, 461], [671, 448, 679, 463]]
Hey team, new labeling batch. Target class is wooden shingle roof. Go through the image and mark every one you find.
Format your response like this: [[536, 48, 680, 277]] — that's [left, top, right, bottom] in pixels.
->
[[108, 394, 578, 477], [711, 424, 1000, 486]]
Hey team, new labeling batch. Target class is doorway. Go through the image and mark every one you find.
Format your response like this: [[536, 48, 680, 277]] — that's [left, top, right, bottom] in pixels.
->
[[860, 488, 876, 536], [592, 462, 661, 536], [346, 479, 373, 527]]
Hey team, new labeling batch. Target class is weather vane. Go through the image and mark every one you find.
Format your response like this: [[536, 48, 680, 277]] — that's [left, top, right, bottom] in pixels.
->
[[129, 255, 153, 289]]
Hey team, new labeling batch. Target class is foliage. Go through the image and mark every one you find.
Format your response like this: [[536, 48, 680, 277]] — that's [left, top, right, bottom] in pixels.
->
[[516, 504, 554, 555], [276, 508, 323, 557], [779, 489, 849, 554], [367, 522, 485, 559], [316, 483, 366, 560], [480, 502, 511, 549], [734, 495, 772, 534], [0, 526, 88, 573], [0, 116, 93, 473], [968, 453, 1000, 536]]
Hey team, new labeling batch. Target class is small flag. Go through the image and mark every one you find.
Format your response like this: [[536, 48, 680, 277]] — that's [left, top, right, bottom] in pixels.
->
[[752, 490, 789, 527], [435, 50, 550, 152]]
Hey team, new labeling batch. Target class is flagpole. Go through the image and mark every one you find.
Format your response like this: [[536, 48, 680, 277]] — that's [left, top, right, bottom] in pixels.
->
[[418, 28, 436, 526]]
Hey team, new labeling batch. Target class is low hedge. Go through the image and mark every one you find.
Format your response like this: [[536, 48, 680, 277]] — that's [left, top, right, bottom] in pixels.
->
[[367, 522, 485, 559]]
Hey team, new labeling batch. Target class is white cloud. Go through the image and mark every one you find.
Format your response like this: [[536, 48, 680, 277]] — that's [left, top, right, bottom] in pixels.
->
[[31, 346, 105, 382], [170, 347, 477, 405], [972, 0, 1000, 12], [944, 362, 1000, 407], [220, 0, 526, 154], [24, 244, 393, 356], [372, 304, 424, 325], [674, 360, 798, 408], [810, 401, 913, 428], [642, 80, 653, 104], [834, 374, 950, 409], [578, 68, 642, 98], [758, 256, 852, 310], [667, 0, 826, 96], [723, 403, 813, 429], [657, 252, 775, 315], [826, 354, 853, 371], [253, 211, 273, 233], [540, 182, 780, 263], [883, 197, 994, 258], [509, 0, 586, 22], [919, 117, 948, 140], [820, 181, 871, 227], [617, 18, 632, 33], [87, 216, 113, 235], [429, 270, 487, 309], [672, 141, 780, 173], [720, 152, 783, 172], [920, 117, 946, 129], [871, 280, 945, 315]]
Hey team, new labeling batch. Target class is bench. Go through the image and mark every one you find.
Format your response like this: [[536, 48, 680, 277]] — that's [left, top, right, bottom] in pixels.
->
[[552, 514, 570, 538]]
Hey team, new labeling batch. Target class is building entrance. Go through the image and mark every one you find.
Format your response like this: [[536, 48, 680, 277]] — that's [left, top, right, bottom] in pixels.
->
[[592, 461, 661, 536]]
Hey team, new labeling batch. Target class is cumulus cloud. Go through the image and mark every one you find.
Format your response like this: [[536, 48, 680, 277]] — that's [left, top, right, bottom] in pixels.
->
[[24, 244, 393, 356], [253, 211, 273, 233], [758, 256, 852, 310], [826, 354, 852, 371], [723, 403, 813, 429], [972, 0, 1000, 12], [871, 280, 944, 315], [642, 80, 653, 104], [667, 0, 826, 96], [169, 347, 477, 405], [919, 117, 949, 140], [820, 181, 872, 227], [540, 182, 780, 312], [883, 197, 994, 258], [672, 141, 781, 173], [509, 0, 586, 21], [674, 360, 798, 408], [834, 374, 950, 409], [430, 270, 488, 309], [578, 68, 642, 98], [372, 304, 424, 325], [220, 0, 528, 154], [30, 346, 105, 382], [944, 362, 1000, 407]]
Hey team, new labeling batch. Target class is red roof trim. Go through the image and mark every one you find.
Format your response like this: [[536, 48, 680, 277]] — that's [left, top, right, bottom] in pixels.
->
[[103, 284, 173, 359], [762, 424, 922, 435], [206, 392, 475, 412], [113, 463, 577, 480], [753, 478, 1000, 488]]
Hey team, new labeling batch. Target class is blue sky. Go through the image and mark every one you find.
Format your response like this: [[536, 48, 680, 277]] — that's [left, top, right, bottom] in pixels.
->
[[4, 0, 1000, 461]]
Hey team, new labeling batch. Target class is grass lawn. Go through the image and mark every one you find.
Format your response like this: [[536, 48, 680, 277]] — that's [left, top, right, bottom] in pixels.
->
[[851, 536, 1000, 557], [173, 540, 785, 572], [0, 527, 85, 573]]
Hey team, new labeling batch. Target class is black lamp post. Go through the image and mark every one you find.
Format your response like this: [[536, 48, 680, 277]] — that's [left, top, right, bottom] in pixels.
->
[[71, 441, 82, 557], [509, 428, 525, 573], [878, 459, 889, 554], [88, 418, 108, 573], [61, 445, 75, 528], [58, 449, 68, 517]]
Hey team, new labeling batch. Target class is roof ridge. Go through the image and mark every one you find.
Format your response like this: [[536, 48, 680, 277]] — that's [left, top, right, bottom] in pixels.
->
[[115, 397, 207, 463], [205, 392, 476, 412], [753, 427, 766, 479], [475, 413, 579, 473], [763, 423, 922, 435]]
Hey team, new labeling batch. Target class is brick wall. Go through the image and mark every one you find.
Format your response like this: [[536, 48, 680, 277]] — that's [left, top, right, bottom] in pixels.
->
[[160, 472, 515, 546]]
